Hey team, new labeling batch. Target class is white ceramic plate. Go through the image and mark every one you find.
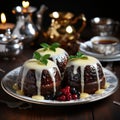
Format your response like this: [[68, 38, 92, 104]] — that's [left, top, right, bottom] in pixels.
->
[[79, 41, 120, 61], [1, 67, 119, 106]]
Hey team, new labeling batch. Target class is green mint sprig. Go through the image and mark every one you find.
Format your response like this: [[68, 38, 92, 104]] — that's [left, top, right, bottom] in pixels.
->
[[69, 52, 88, 60], [33, 51, 50, 65], [40, 42, 60, 52]]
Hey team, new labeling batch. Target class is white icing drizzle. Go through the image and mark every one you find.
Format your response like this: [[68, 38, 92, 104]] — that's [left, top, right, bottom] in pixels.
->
[[66, 56, 105, 93], [48, 68, 56, 94], [80, 65, 85, 93], [94, 63, 100, 90], [35, 70, 42, 95], [20, 59, 61, 96], [21, 67, 29, 91], [36, 47, 68, 64]]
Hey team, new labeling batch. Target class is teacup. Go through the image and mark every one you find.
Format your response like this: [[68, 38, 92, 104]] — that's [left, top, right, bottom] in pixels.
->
[[90, 36, 119, 55]]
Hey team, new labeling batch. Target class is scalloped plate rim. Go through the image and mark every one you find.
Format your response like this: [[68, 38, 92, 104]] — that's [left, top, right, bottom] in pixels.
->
[[1, 66, 119, 106]]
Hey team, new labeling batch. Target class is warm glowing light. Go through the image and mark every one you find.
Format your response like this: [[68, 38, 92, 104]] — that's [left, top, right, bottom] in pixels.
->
[[94, 17, 100, 23], [52, 12, 59, 18], [0, 13, 15, 30], [22, 1, 30, 8], [66, 25, 73, 33], [16, 6, 22, 13], [1, 13, 6, 24]]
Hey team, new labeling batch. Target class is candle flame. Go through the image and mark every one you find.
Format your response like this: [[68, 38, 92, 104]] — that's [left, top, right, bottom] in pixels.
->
[[22, 1, 30, 8], [1, 13, 6, 24]]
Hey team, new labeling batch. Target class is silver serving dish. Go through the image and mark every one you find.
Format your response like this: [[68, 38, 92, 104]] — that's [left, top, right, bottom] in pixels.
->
[[91, 17, 120, 36], [0, 29, 23, 58]]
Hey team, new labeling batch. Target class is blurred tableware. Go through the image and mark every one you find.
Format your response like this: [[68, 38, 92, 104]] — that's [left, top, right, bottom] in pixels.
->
[[113, 101, 120, 106], [12, 5, 38, 43], [90, 36, 119, 55], [91, 17, 120, 36], [12, 4, 48, 44], [43, 11, 86, 54], [0, 68, 5, 73], [79, 40, 120, 62], [0, 29, 23, 59], [44, 11, 86, 41]]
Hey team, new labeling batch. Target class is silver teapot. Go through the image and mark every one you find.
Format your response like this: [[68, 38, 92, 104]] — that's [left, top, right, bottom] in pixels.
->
[[12, 4, 48, 44]]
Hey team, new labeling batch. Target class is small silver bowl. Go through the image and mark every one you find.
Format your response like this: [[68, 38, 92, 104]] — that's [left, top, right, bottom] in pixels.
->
[[0, 29, 23, 59], [91, 17, 120, 36], [90, 36, 120, 55]]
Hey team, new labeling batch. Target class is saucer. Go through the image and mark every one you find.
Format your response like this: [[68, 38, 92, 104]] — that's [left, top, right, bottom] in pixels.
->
[[79, 41, 120, 62]]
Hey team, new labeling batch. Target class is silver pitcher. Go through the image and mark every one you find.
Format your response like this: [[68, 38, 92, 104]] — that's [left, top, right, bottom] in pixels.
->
[[12, 4, 48, 44]]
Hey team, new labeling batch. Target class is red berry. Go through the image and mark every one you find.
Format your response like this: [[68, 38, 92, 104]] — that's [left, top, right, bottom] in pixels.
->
[[56, 86, 80, 101], [61, 86, 70, 95], [72, 94, 78, 100], [65, 86, 70, 91], [57, 95, 66, 101], [66, 93, 72, 101]]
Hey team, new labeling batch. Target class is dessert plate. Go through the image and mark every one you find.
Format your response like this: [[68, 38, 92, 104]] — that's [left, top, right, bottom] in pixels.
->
[[1, 66, 119, 106], [79, 41, 120, 61]]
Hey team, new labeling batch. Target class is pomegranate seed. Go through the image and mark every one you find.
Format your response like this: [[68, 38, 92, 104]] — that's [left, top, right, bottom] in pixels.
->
[[61, 86, 70, 95], [57, 95, 66, 101], [72, 94, 78, 100], [65, 86, 70, 91], [66, 94, 72, 101]]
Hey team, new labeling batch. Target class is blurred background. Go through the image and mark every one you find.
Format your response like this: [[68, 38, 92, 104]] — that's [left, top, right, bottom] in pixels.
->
[[0, 0, 119, 25], [0, 0, 119, 55]]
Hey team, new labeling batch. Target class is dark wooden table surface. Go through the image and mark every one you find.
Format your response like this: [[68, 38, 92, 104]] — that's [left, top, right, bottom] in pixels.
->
[[0, 29, 120, 120]]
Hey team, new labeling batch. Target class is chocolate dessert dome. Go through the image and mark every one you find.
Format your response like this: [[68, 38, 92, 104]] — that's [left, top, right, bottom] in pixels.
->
[[17, 55, 61, 98], [35, 42, 69, 74], [62, 52, 106, 94]]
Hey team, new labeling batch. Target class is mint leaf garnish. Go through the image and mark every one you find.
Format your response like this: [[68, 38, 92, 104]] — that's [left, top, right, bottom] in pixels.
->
[[33, 51, 50, 65], [40, 42, 60, 52], [69, 52, 88, 60], [40, 43, 49, 51]]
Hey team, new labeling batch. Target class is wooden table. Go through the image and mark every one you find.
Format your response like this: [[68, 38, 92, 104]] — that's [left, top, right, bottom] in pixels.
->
[[0, 34, 120, 120]]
